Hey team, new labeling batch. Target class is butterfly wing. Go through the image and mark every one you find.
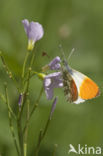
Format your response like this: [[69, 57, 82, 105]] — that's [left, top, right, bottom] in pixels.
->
[[70, 69, 100, 104], [62, 69, 78, 103]]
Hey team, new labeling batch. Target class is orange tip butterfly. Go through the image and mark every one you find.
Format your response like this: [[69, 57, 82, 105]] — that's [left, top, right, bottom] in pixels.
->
[[61, 49, 100, 104]]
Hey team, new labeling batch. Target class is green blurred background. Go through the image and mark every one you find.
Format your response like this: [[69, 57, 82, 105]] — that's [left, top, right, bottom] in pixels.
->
[[0, 0, 103, 155]]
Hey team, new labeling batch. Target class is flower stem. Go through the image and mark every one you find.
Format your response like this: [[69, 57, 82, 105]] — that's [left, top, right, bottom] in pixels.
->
[[17, 118, 24, 156], [24, 99, 30, 156], [17, 49, 35, 156], [0, 92, 6, 102], [0, 52, 19, 92], [18, 48, 36, 156], [4, 83, 20, 156], [17, 68, 31, 156], [30, 86, 44, 118], [21, 49, 35, 119], [1, 89, 17, 120], [19, 68, 31, 120], [30, 50, 35, 68], [35, 118, 50, 156], [35, 96, 57, 155], [35, 107, 52, 156], [52, 144, 58, 156], [23, 86, 44, 134], [22, 51, 30, 79]]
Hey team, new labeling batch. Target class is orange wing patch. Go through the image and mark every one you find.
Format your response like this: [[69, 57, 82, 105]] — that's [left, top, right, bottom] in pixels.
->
[[71, 79, 78, 101], [79, 77, 100, 100]]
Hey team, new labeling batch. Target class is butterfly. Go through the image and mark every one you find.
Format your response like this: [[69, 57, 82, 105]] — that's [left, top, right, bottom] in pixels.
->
[[61, 52, 100, 104]]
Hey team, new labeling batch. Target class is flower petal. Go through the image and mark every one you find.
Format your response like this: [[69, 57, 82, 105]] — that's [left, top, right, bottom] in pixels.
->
[[27, 21, 44, 41], [22, 19, 29, 34], [45, 86, 54, 100], [44, 72, 63, 100], [48, 56, 61, 70]]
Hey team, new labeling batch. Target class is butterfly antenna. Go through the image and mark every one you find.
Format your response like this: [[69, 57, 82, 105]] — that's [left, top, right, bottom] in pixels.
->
[[59, 44, 71, 70], [58, 45, 75, 73], [58, 44, 66, 61], [67, 48, 75, 61]]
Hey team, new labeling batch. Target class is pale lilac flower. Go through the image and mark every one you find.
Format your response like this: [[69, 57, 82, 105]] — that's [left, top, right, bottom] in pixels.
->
[[48, 56, 61, 70], [44, 72, 63, 100], [42, 56, 61, 72], [22, 19, 44, 50], [50, 97, 58, 120]]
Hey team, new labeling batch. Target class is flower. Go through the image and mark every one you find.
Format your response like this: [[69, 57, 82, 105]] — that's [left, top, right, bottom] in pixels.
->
[[42, 56, 61, 72], [22, 19, 44, 50], [44, 72, 63, 100], [50, 97, 58, 120], [48, 56, 61, 70]]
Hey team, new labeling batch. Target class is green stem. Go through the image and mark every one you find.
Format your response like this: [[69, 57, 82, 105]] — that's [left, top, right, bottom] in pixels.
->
[[20, 49, 35, 119], [23, 71, 42, 84], [35, 116, 51, 156], [30, 86, 44, 118], [35, 118, 50, 156], [22, 51, 30, 79], [30, 50, 35, 68], [19, 68, 31, 120], [23, 86, 43, 134], [35, 130, 43, 156], [17, 118, 24, 156], [0, 53, 19, 92], [8, 104, 17, 120], [4, 84, 20, 156], [17, 49, 34, 155], [17, 69, 31, 156], [52, 144, 58, 156], [0, 91, 16, 120], [18, 48, 35, 155], [24, 144, 27, 156], [24, 100, 30, 156], [0, 92, 6, 102]]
